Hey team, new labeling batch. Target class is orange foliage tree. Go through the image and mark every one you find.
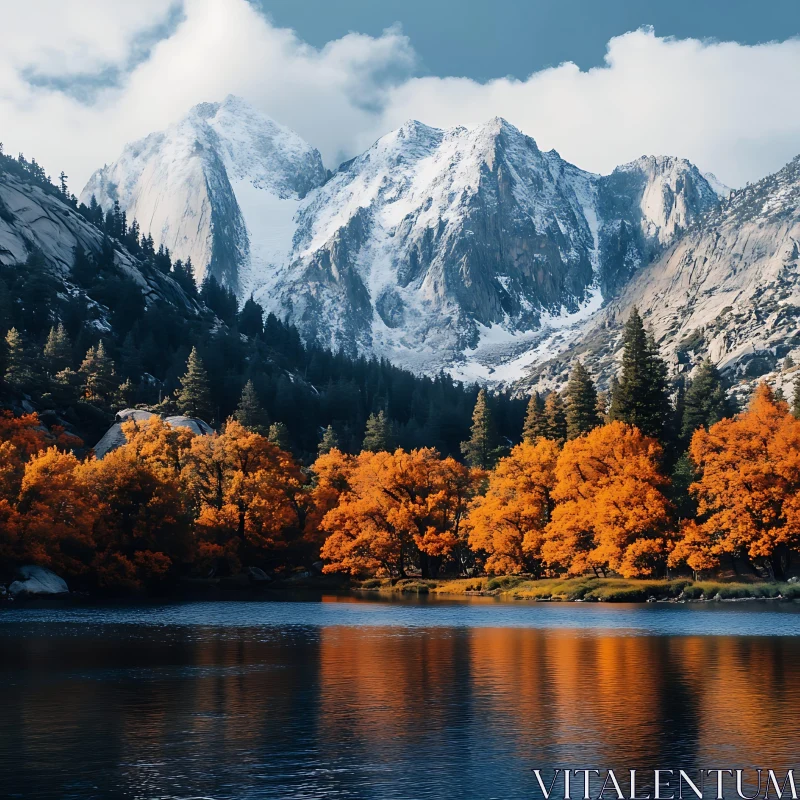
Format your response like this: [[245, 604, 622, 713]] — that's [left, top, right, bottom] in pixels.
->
[[183, 419, 309, 573], [465, 439, 560, 575], [672, 383, 800, 580], [543, 421, 672, 578], [86, 418, 196, 589], [320, 448, 474, 578]]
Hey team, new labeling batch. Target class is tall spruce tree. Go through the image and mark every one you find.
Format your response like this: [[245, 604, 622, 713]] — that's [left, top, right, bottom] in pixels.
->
[[681, 359, 733, 443], [363, 410, 394, 453], [268, 421, 291, 451], [43, 323, 72, 376], [461, 389, 499, 468], [234, 379, 269, 434], [543, 392, 567, 443], [609, 308, 671, 440], [522, 392, 548, 443], [177, 347, 213, 420], [4, 328, 36, 391], [80, 341, 116, 405], [793, 377, 800, 419], [318, 424, 340, 455], [565, 361, 600, 440]]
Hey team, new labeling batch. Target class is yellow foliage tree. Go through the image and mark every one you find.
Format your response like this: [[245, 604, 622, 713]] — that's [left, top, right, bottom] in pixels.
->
[[320, 448, 474, 578], [465, 439, 560, 575], [674, 383, 800, 580], [543, 421, 671, 578]]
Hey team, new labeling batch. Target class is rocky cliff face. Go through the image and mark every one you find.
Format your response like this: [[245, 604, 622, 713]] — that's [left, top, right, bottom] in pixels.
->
[[520, 155, 800, 399], [80, 95, 327, 295], [1, 160, 195, 313]]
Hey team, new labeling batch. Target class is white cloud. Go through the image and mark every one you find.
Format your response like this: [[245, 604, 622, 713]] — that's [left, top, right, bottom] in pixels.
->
[[1, 1, 799, 191]]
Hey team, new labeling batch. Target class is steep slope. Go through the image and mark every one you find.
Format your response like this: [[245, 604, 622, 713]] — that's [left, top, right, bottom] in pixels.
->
[[1, 157, 196, 312], [520, 155, 800, 398], [81, 95, 327, 295]]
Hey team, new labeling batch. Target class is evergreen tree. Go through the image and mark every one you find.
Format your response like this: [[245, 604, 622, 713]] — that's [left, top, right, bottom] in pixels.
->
[[176, 347, 213, 420], [521, 392, 548, 443], [268, 421, 291, 451], [363, 410, 394, 453], [681, 359, 733, 443], [565, 361, 600, 440], [80, 341, 116, 405], [318, 424, 340, 455], [234, 380, 269, 433], [595, 390, 610, 425], [543, 392, 567, 443], [4, 328, 36, 391], [113, 378, 137, 411], [238, 297, 264, 338], [43, 323, 72, 376], [460, 389, 498, 468], [793, 377, 800, 420], [609, 308, 671, 440]]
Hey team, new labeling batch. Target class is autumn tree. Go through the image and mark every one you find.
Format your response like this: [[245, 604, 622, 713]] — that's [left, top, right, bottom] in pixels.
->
[[609, 308, 671, 441], [321, 448, 474, 578], [461, 389, 499, 468], [183, 419, 308, 573], [543, 421, 672, 578], [466, 439, 559, 575], [565, 361, 600, 440], [177, 347, 213, 421], [675, 384, 800, 580], [522, 393, 547, 443], [87, 418, 196, 589]]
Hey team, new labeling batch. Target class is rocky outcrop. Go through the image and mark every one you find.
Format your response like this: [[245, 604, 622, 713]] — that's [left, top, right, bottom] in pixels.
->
[[8, 566, 69, 597]]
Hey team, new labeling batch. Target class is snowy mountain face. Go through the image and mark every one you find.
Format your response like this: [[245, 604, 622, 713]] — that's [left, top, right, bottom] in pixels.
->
[[519, 156, 800, 400], [80, 95, 327, 295], [83, 98, 720, 377]]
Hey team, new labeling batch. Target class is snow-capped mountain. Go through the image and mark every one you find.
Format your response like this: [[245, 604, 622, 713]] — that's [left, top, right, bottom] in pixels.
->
[[520, 155, 800, 399], [81, 95, 327, 295], [83, 98, 720, 376]]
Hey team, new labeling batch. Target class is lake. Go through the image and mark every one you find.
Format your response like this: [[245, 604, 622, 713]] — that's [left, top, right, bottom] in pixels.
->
[[1, 596, 799, 799]]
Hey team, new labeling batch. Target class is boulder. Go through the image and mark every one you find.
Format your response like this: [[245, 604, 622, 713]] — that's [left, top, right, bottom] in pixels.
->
[[246, 567, 271, 583], [8, 566, 69, 597]]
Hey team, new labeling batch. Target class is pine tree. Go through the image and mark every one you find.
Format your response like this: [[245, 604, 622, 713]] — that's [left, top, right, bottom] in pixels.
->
[[681, 359, 733, 443], [80, 341, 116, 405], [234, 380, 269, 434], [595, 390, 610, 425], [793, 377, 800, 419], [268, 421, 291, 451], [176, 347, 213, 420], [318, 425, 340, 455], [363, 410, 394, 453], [609, 308, 671, 440], [565, 361, 600, 440], [4, 328, 36, 391], [522, 392, 548, 443], [543, 392, 567, 443], [43, 323, 72, 376], [460, 389, 498, 468]]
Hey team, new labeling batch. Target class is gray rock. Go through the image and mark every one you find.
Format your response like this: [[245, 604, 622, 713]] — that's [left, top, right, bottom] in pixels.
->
[[246, 567, 271, 583], [8, 566, 69, 597]]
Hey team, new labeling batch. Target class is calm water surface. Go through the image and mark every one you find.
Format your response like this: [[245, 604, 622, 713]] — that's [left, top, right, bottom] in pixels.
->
[[1, 596, 799, 800]]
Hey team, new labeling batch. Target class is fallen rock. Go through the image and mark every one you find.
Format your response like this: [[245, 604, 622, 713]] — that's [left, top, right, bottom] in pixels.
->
[[246, 566, 272, 583], [8, 565, 69, 597]]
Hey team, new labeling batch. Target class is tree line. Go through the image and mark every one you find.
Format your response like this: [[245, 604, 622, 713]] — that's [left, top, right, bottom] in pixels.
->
[[2, 307, 799, 589]]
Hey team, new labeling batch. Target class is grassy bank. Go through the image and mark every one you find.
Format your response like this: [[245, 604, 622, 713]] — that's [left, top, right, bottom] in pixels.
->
[[352, 576, 800, 602]]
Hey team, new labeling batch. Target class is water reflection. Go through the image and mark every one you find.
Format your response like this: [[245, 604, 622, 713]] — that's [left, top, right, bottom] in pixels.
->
[[0, 601, 798, 799]]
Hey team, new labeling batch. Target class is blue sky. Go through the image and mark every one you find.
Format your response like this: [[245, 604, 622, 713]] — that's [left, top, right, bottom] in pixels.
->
[[258, 0, 800, 81], [3, 0, 800, 189]]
